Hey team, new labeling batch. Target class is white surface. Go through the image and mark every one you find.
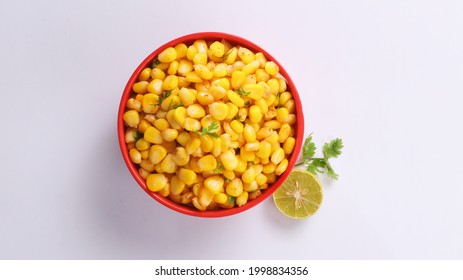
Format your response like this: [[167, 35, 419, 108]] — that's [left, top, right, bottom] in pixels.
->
[[1, 0, 462, 259]]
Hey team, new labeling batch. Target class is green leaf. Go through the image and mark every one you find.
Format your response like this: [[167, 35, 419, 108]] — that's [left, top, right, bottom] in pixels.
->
[[237, 88, 251, 96], [133, 130, 143, 142], [302, 134, 316, 160], [195, 121, 220, 138], [151, 59, 160, 68], [306, 158, 326, 174], [323, 138, 344, 159], [326, 163, 339, 180]]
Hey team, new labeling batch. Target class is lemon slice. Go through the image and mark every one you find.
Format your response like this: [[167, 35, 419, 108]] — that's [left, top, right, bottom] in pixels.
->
[[273, 170, 323, 219]]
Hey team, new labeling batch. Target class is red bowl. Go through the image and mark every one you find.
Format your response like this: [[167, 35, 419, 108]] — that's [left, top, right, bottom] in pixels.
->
[[117, 32, 304, 218]]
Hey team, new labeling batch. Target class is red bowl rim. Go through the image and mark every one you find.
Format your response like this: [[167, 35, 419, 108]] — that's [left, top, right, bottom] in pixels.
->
[[117, 32, 304, 218]]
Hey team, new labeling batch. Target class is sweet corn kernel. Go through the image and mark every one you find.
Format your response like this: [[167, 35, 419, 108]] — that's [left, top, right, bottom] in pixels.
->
[[278, 123, 291, 143], [223, 169, 236, 180], [172, 106, 187, 127], [151, 68, 166, 80], [161, 128, 179, 142], [213, 193, 228, 204], [255, 68, 270, 82], [153, 118, 169, 131], [178, 168, 197, 185], [193, 52, 208, 65], [144, 126, 163, 144], [165, 109, 182, 130], [238, 47, 255, 64], [197, 155, 217, 172], [158, 47, 177, 63], [255, 173, 268, 186], [264, 120, 282, 130], [276, 107, 290, 123], [227, 90, 245, 107], [174, 43, 187, 59], [194, 64, 213, 80], [231, 71, 246, 89], [220, 150, 239, 171], [148, 145, 167, 165], [184, 117, 201, 132], [198, 187, 214, 208], [283, 137, 296, 154], [196, 91, 214, 105], [162, 75, 179, 91], [186, 137, 201, 154], [275, 159, 289, 175], [243, 181, 258, 192], [208, 102, 229, 121], [210, 41, 225, 57], [208, 85, 227, 100], [146, 173, 168, 192], [271, 147, 285, 165], [133, 81, 149, 94], [249, 105, 263, 123], [242, 83, 264, 100], [242, 60, 260, 76], [136, 120, 150, 134], [213, 63, 228, 78], [230, 120, 244, 134], [176, 132, 191, 147], [264, 61, 279, 76], [226, 178, 243, 197], [243, 124, 256, 143], [138, 67, 151, 81], [204, 175, 224, 194], [200, 134, 214, 153], [223, 47, 238, 64], [192, 197, 206, 211], [129, 148, 141, 164], [236, 191, 249, 207], [186, 45, 198, 61], [123, 110, 140, 128], [284, 99, 296, 114], [170, 176, 186, 195]]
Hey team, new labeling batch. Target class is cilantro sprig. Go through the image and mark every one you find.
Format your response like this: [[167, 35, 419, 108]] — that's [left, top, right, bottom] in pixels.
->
[[236, 88, 251, 96], [195, 121, 219, 138], [296, 133, 344, 180], [151, 90, 172, 107]]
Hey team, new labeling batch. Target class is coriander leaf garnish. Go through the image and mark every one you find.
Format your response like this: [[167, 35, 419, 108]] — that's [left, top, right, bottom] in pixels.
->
[[214, 162, 225, 174], [133, 130, 143, 142], [195, 121, 220, 138], [151, 90, 172, 107], [296, 133, 343, 180], [168, 103, 184, 110], [237, 88, 251, 96], [151, 59, 160, 68]]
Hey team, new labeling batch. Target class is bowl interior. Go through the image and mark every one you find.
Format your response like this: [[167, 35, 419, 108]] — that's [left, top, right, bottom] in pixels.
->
[[118, 32, 304, 217]]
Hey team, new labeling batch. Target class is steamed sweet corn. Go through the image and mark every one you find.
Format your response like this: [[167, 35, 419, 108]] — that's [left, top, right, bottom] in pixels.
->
[[122, 39, 299, 211]]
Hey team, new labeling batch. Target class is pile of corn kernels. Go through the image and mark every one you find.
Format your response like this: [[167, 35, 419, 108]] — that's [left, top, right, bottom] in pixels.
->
[[123, 39, 297, 211]]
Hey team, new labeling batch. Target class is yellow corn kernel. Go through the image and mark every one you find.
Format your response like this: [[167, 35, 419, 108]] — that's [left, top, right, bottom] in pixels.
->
[[126, 98, 142, 112], [208, 85, 227, 100], [287, 114, 296, 125], [138, 167, 150, 180], [237, 132, 246, 147], [219, 150, 239, 171], [249, 105, 263, 124], [278, 91, 292, 106], [148, 144, 167, 164], [236, 191, 249, 207], [264, 120, 282, 130], [140, 159, 156, 172], [160, 154, 177, 173], [212, 77, 230, 90], [161, 128, 178, 142], [220, 134, 231, 151], [244, 142, 259, 152], [171, 106, 186, 127], [185, 71, 203, 83], [249, 189, 262, 200], [156, 62, 169, 71], [197, 155, 217, 172], [264, 61, 279, 76], [255, 52, 267, 67], [162, 75, 179, 91], [252, 100, 267, 117], [242, 83, 264, 100], [229, 120, 243, 134], [186, 137, 201, 154], [226, 178, 243, 197], [163, 141, 177, 154], [243, 124, 257, 143], [227, 90, 245, 107], [213, 193, 228, 204], [242, 60, 260, 76], [196, 91, 214, 105], [256, 140, 271, 159], [144, 126, 163, 144], [255, 173, 268, 186], [278, 78, 287, 93], [266, 173, 277, 184], [266, 78, 279, 95], [144, 114, 156, 124], [165, 109, 182, 130], [158, 47, 177, 63], [194, 64, 213, 80], [178, 87, 196, 106], [243, 74, 256, 86], [137, 119, 151, 134], [184, 104, 204, 119], [243, 181, 258, 192], [283, 136, 296, 154], [209, 102, 229, 121], [263, 162, 277, 174], [138, 67, 151, 81], [132, 81, 148, 94], [204, 175, 224, 195], [198, 187, 214, 208], [154, 118, 169, 131], [242, 165, 260, 184], [174, 43, 187, 59], [209, 41, 225, 57], [256, 126, 272, 140], [171, 147, 189, 166], [170, 176, 186, 195], [169, 192, 182, 204], [271, 147, 285, 165], [192, 197, 206, 211], [123, 110, 140, 128], [200, 134, 214, 153], [186, 44, 198, 60], [140, 149, 149, 159], [212, 137, 222, 157], [235, 156, 247, 173], [276, 107, 290, 123], [223, 47, 238, 64], [181, 192, 194, 204], [150, 68, 166, 80], [193, 39, 208, 53], [178, 168, 197, 185], [213, 63, 228, 78], [255, 68, 270, 82], [165, 60, 177, 75], [146, 173, 168, 192], [284, 99, 296, 114], [193, 52, 208, 65], [125, 128, 138, 143], [184, 117, 202, 132], [177, 59, 193, 77], [275, 159, 289, 176], [129, 148, 141, 164], [223, 170, 236, 181], [178, 76, 189, 89], [176, 131, 191, 147], [135, 138, 151, 152], [141, 94, 159, 114], [238, 47, 255, 64], [231, 71, 246, 89], [146, 79, 163, 95], [278, 123, 291, 143]]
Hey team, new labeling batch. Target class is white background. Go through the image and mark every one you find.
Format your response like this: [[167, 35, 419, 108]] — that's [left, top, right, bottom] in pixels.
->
[[1, 0, 462, 259]]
